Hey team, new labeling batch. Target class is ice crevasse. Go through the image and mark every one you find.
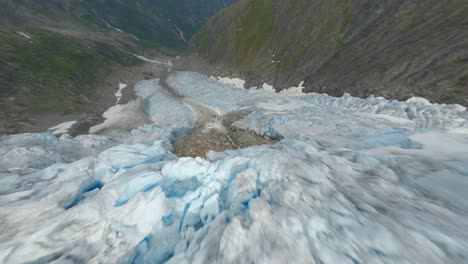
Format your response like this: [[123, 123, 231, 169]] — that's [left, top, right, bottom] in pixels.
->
[[0, 72, 468, 263]]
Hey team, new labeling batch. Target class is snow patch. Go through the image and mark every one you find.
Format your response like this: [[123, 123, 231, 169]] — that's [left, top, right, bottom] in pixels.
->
[[174, 25, 187, 44], [115, 83, 127, 104], [259, 82, 275, 93], [89, 101, 147, 134], [48, 121, 77, 135], [114, 27, 124, 33], [217, 77, 246, 89], [18, 32, 31, 39], [406, 97, 432, 105], [168, 59, 173, 72], [90, 104, 132, 133], [131, 53, 169, 65], [279, 81, 306, 96]]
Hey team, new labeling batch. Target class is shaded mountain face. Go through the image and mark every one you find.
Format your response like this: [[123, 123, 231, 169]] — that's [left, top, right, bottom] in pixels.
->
[[0, 0, 233, 133], [0, 0, 234, 49], [191, 0, 468, 106], [75, 0, 236, 49]]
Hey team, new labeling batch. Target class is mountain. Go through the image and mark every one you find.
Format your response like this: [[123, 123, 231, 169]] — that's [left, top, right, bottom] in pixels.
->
[[191, 0, 468, 106], [0, 0, 234, 49], [1, 2, 468, 262], [0, 0, 234, 133]]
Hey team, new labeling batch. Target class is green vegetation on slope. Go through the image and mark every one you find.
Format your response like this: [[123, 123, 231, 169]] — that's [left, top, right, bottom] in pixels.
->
[[0, 0, 237, 133], [0, 28, 139, 112], [232, 0, 275, 64]]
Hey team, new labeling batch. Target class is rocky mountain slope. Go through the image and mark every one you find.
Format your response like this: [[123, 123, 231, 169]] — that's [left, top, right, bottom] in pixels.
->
[[191, 0, 468, 106], [0, 0, 234, 133]]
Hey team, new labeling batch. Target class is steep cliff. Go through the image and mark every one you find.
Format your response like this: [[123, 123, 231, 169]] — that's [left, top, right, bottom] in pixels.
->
[[191, 0, 468, 105]]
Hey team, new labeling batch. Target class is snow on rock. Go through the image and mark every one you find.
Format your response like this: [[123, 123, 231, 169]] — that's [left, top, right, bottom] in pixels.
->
[[279, 81, 306, 96], [89, 101, 144, 134], [115, 83, 127, 104], [18, 32, 31, 39], [216, 77, 246, 89], [48, 120, 77, 135], [259, 82, 276, 93], [88, 109, 123, 136], [174, 25, 187, 44], [406, 96, 432, 105], [130, 33, 140, 41], [131, 53, 169, 65], [1, 71, 468, 263]]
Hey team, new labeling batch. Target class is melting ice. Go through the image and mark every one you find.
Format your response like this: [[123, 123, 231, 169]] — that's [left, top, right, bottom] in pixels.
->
[[1, 72, 468, 263]]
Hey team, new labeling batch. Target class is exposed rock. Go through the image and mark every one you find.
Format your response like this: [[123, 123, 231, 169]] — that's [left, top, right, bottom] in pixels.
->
[[191, 0, 468, 106], [173, 111, 276, 158]]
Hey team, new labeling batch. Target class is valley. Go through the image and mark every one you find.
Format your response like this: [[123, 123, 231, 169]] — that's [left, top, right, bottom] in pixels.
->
[[0, 0, 233, 134], [1, 1, 468, 263]]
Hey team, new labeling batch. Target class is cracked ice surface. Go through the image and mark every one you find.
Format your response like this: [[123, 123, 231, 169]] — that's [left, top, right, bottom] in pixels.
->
[[1, 72, 468, 263], [135, 79, 195, 138]]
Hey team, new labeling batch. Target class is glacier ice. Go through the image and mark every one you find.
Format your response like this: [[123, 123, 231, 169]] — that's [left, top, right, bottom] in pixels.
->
[[135, 78, 195, 137], [1, 72, 468, 263], [166, 72, 254, 113]]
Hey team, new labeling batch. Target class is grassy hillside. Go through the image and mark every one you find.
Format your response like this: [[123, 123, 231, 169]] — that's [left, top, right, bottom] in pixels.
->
[[192, 0, 468, 105], [0, 28, 139, 112], [0, 0, 235, 133]]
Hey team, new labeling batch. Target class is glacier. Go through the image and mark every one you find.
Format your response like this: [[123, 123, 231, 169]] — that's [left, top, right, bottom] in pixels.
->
[[1, 71, 468, 263]]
